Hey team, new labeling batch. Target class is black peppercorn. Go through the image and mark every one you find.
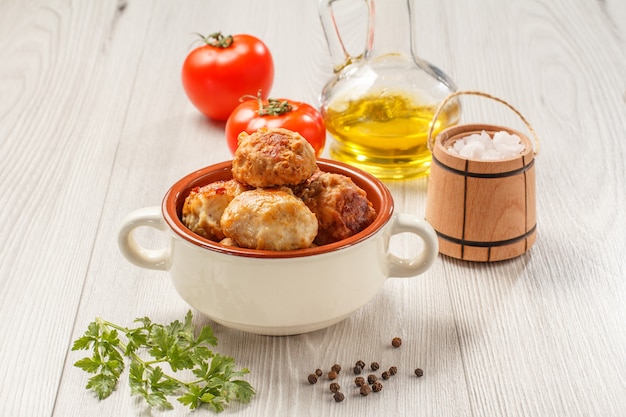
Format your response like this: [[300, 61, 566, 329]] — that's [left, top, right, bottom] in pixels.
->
[[370, 361, 380, 371], [333, 391, 345, 402], [308, 374, 318, 384], [392, 337, 402, 348], [381, 371, 390, 380], [389, 366, 398, 376], [367, 374, 377, 384], [414, 368, 424, 377], [331, 364, 341, 373], [355, 360, 365, 369], [328, 370, 338, 380], [330, 382, 340, 393], [353, 365, 362, 375], [372, 381, 383, 392], [359, 384, 371, 396], [354, 376, 365, 387], [315, 368, 323, 377]]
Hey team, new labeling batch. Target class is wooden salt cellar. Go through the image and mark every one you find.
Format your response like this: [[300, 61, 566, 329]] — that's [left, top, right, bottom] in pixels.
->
[[425, 91, 539, 262]]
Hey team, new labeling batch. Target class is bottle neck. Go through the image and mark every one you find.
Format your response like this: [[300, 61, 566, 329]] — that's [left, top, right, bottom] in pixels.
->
[[369, 0, 413, 59]]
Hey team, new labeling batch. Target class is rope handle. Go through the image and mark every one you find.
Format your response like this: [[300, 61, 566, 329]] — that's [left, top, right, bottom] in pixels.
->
[[427, 90, 540, 155]]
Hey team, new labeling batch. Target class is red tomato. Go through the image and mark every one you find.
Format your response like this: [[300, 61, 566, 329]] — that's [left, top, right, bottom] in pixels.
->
[[225, 94, 326, 157], [182, 32, 274, 121]]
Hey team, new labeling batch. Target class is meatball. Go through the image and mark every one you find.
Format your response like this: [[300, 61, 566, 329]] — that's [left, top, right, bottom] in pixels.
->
[[296, 172, 377, 245], [232, 127, 317, 187], [182, 179, 250, 241], [221, 188, 318, 251]]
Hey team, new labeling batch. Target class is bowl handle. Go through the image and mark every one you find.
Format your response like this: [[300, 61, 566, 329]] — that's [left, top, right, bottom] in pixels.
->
[[118, 206, 171, 271], [388, 213, 439, 277]]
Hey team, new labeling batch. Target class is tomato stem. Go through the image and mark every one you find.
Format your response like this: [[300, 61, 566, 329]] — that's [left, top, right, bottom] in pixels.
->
[[241, 90, 293, 116], [259, 98, 293, 116], [197, 32, 233, 48]]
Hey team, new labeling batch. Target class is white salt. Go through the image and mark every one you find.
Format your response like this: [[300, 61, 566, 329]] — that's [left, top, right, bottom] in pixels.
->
[[447, 130, 525, 160]]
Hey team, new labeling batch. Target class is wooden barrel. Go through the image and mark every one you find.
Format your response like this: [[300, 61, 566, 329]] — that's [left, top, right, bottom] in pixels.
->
[[425, 123, 537, 262]]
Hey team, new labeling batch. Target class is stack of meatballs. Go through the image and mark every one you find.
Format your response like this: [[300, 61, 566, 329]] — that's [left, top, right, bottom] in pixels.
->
[[182, 127, 377, 251]]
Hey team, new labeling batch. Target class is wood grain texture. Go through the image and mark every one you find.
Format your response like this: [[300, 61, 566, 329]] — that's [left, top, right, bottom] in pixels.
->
[[0, 0, 624, 416], [0, 1, 153, 416]]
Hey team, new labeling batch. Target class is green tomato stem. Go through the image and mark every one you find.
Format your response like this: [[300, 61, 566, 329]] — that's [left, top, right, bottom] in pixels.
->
[[198, 31, 233, 48], [240, 89, 293, 116]]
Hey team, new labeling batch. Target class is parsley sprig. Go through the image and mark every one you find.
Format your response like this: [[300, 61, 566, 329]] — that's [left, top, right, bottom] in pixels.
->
[[72, 310, 255, 412]]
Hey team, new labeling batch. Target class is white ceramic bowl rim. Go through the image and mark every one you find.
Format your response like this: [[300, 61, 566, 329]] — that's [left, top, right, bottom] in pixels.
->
[[161, 159, 395, 259]]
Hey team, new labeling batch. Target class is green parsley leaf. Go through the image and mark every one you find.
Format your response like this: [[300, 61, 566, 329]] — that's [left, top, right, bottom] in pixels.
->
[[72, 310, 255, 412], [178, 383, 203, 409], [128, 360, 147, 396], [231, 379, 255, 403], [71, 321, 100, 351], [74, 357, 101, 374], [85, 373, 118, 400], [196, 325, 218, 347]]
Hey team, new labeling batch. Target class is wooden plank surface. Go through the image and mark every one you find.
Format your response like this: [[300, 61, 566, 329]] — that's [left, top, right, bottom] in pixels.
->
[[0, 1, 624, 417]]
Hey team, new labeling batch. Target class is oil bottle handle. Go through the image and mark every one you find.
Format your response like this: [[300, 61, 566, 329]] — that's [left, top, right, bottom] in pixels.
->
[[319, 0, 374, 72]]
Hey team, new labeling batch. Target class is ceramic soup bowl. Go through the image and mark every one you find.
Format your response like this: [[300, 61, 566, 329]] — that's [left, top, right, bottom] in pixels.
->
[[118, 159, 438, 335]]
